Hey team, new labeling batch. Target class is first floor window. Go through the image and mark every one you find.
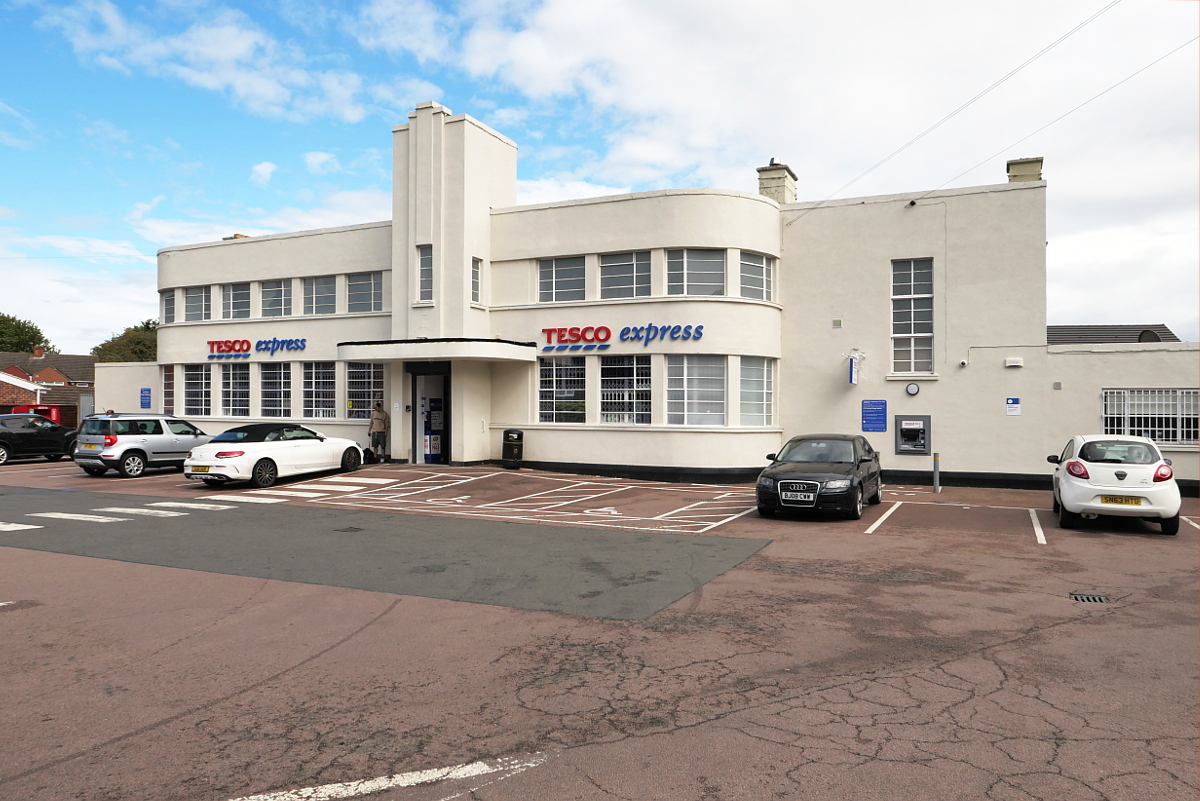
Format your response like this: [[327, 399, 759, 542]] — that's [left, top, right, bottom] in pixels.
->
[[740, 252, 773, 301], [472, 258, 481, 303], [667, 249, 725, 296], [1103, 389, 1198, 444], [162, 365, 174, 414], [261, 363, 291, 417], [600, 252, 650, 299], [262, 280, 292, 317], [600, 355, 650, 424], [182, 365, 210, 416], [303, 276, 336, 314], [303, 362, 336, 418], [539, 357, 586, 423], [740, 357, 774, 425], [222, 283, 250, 319], [667, 355, 725, 425], [348, 272, 383, 313], [418, 245, 433, 301], [162, 291, 175, 324], [184, 286, 211, 321], [539, 256, 585, 302], [892, 258, 933, 373], [221, 363, 250, 416], [347, 362, 384, 419]]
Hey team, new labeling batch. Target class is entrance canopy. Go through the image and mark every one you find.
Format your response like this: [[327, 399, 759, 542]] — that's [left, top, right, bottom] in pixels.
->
[[337, 337, 538, 363]]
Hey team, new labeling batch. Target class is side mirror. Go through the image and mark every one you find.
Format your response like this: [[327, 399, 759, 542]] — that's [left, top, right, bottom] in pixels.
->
[[766, 453, 776, 461], [1046, 455, 1060, 464], [1164, 458, 1172, 466]]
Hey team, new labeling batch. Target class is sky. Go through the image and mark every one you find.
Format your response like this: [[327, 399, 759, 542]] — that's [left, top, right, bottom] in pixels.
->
[[1, 0, 1197, 354]]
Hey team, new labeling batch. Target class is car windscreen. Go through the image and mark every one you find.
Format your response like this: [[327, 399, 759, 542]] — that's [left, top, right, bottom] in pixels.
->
[[80, 419, 110, 435], [1078, 441, 1159, 465], [778, 440, 855, 463]]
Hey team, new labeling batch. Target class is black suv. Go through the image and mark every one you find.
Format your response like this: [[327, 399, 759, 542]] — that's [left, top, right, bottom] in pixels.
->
[[0, 414, 78, 465]]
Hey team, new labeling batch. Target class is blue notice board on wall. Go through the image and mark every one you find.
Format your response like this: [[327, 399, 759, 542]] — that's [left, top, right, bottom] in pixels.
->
[[862, 400, 887, 432], [139, 388, 151, 409]]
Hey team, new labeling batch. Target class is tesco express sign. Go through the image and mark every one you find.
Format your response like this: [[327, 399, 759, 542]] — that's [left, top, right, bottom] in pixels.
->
[[540, 324, 704, 352], [207, 337, 307, 359]]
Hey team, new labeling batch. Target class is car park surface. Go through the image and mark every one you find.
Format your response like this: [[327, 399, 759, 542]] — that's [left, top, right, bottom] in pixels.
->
[[0, 461, 1195, 800]]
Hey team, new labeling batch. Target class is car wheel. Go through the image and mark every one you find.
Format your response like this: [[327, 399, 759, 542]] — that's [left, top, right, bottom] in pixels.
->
[[0, 444, 9, 466], [1160, 514, 1180, 536], [341, 448, 361, 473], [201, 478, 225, 488], [250, 459, 278, 488], [846, 486, 864, 520], [758, 506, 775, 518], [45, 453, 65, 462], [117, 452, 147, 478], [83, 466, 107, 476], [1052, 493, 1060, 514], [868, 478, 883, 505], [1058, 504, 1078, 529]]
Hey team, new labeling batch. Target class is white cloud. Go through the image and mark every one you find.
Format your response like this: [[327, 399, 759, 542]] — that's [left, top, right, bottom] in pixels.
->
[[370, 76, 444, 115], [251, 161, 277, 184], [257, 188, 392, 230], [0, 207, 16, 220], [516, 178, 631, 206], [347, 0, 455, 63], [304, 151, 342, 175], [82, 118, 130, 143], [0, 98, 35, 149]]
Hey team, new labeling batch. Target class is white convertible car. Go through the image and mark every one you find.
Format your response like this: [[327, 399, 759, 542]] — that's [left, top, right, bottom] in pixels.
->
[[185, 423, 363, 488]]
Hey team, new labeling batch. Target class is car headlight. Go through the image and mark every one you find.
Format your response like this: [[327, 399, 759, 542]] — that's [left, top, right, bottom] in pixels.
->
[[823, 479, 851, 490], [758, 476, 775, 490]]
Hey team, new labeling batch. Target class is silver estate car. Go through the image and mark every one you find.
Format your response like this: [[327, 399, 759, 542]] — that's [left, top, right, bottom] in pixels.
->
[[74, 413, 211, 478]]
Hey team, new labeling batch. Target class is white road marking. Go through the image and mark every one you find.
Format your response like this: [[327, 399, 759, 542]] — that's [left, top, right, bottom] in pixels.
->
[[26, 512, 131, 523], [227, 753, 548, 801], [211, 495, 287, 504], [584, 507, 622, 516], [317, 476, 396, 484], [247, 489, 328, 498], [1028, 508, 1047, 545], [0, 601, 15, 607], [289, 484, 368, 492], [1184, 516, 1199, 530], [864, 501, 904, 534], [0, 522, 43, 532], [148, 501, 235, 511], [93, 507, 189, 517]]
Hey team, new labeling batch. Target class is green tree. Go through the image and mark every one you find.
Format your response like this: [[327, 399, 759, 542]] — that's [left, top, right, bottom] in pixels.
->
[[92, 319, 158, 363], [0, 313, 54, 353]]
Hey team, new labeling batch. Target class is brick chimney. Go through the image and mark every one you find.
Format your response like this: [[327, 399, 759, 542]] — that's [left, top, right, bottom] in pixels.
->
[[757, 159, 797, 204], [32, 345, 45, 358], [1006, 157, 1043, 182]]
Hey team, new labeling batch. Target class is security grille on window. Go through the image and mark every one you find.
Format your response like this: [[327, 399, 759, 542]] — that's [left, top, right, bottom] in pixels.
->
[[539, 256, 586, 302], [348, 272, 383, 313], [303, 276, 336, 315], [261, 280, 292, 317], [740, 357, 774, 425], [667, 355, 726, 425], [162, 365, 174, 414], [184, 286, 211, 321], [892, 258, 933, 372], [600, 252, 650, 299], [740, 252, 773, 301], [472, 258, 481, 303], [600, 355, 650, 424], [539, 357, 586, 422], [162, 291, 175, 324], [222, 283, 251, 319], [1103, 389, 1199, 444], [182, 364, 210, 416], [347, 362, 384, 419], [302, 362, 336, 418], [418, 245, 433, 301], [260, 363, 291, 417], [667, 249, 725, 296], [221, 363, 250, 416]]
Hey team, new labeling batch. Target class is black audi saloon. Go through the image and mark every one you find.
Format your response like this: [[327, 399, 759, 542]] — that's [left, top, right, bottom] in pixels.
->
[[755, 433, 884, 519]]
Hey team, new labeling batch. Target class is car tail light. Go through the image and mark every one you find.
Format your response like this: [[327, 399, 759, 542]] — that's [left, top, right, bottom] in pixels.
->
[[1154, 464, 1174, 482], [215, 451, 245, 459], [186, 451, 193, 459], [103, 435, 118, 447], [1066, 461, 1089, 479]]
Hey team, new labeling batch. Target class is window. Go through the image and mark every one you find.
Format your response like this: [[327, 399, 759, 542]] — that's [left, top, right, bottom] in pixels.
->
[[182, 365, 210, 416], [600, 355, 650, 424], [892, 258, 933, 373], [222, 283, 250, 319], [1103, 389, 1198, 444], [347, 362, 384, 419], [472, 258, 481, 303], [162, 365, 174, 414], [162, 291, 175, 324], [303, 276, 336, 315], [260, 363, 291, 417], [184, 286, 211, 321], [667, 355, 725, 425], [302, 362, 336, 418], [538, 357, 586, 423], [539, 256, 585, 302], [667, 249, 724, 296], [261, 280, 292, 317], [418, 245, 433, 301], [740, 252, 773, 301], [740, 357, 774, 425], [348, 272, 383, 313], [600, 252, 650, 299], [221, 363, 250, 416]]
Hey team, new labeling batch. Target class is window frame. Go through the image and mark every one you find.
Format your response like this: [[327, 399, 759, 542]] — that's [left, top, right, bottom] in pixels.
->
[[667, 354, 726, 425], [740, 356, 774, 426], [261, 279, 292, 317], [739, 251, 773, 301], [260, 362, 291, 418], [538, 356, 586, 423], [303, 276, 336, 315], [667, 249, 726, 296], [1102, 389, 1199, 444], [220, 362, 250, 416], [221, 283, 251, 319], [346, 362, 384, 419], [418, 245, 433, 302], [182, 364, 211, 416], [891, 258, 934, 373], [347, 272, 383, 313], [471, 257, 481, 303], [600, 354, 651, 424], [600, 251, 650, 300], [538, 256, 586, 303], [162, 291, 175, 324], [302, 362, 337, 418], [183, 286, 211, 322]]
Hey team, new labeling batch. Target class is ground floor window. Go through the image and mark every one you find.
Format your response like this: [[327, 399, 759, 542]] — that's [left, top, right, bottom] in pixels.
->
[[182, 365, 210, 416], [667, 355, 725, 425], [221, 363, 250, 416], [539, 357, 586, 423], [162, 365, 174, 415], [740, 357, 773, 425], [303, 362, 336, 418], [347, 362, 384, 419], [600, 355, 650, 424], [261, 363, 291, 417], [1103, 389, 1198, 444]]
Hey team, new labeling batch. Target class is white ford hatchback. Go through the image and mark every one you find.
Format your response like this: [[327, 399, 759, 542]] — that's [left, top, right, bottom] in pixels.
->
[[1047, 434, 1181, 535]]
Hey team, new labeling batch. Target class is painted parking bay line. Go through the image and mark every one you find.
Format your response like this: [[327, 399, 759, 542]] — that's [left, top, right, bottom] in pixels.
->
[[210, 495, 287, 504], [317, 476, 397, 484], [1028, 508, 1047, 545], [93, 507, 189, 517], [148, 501, 236, 511], [26, 512, 131, 523], [247, 489, 329, 499], [0, 522, 43, 532], [864, 501, 903, 534]]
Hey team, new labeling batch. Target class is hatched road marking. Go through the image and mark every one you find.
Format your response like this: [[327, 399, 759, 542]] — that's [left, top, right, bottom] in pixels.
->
[[93, 507, 189, 517], [248, 489, 330, 498], [212, 495, 287, 504], [148, 501, 236, 511], [26, 512, 131, 523], [0, 522, 43, 532]]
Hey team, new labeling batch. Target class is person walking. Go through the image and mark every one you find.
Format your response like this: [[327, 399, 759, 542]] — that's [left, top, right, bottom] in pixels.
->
[[368, 401, 390, 462]]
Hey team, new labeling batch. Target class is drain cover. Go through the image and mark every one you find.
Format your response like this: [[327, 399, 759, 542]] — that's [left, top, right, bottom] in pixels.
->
[[334, 527, 364, 533], [1070, 593, 1111, 604]]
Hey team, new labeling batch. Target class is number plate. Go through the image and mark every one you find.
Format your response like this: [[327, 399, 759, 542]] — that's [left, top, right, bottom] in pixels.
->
[[781, 491, 814, 502], [81, 443, 99, 450], [190, 466, 210, 473], [1101, 495, 1141, 506]]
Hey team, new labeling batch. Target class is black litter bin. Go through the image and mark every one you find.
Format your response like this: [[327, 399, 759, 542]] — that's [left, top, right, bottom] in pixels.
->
[[502, 429, 523, 469]]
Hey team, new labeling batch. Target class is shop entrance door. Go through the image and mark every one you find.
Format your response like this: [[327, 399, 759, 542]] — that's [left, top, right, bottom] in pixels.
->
[[406, 361, 451, 465]]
